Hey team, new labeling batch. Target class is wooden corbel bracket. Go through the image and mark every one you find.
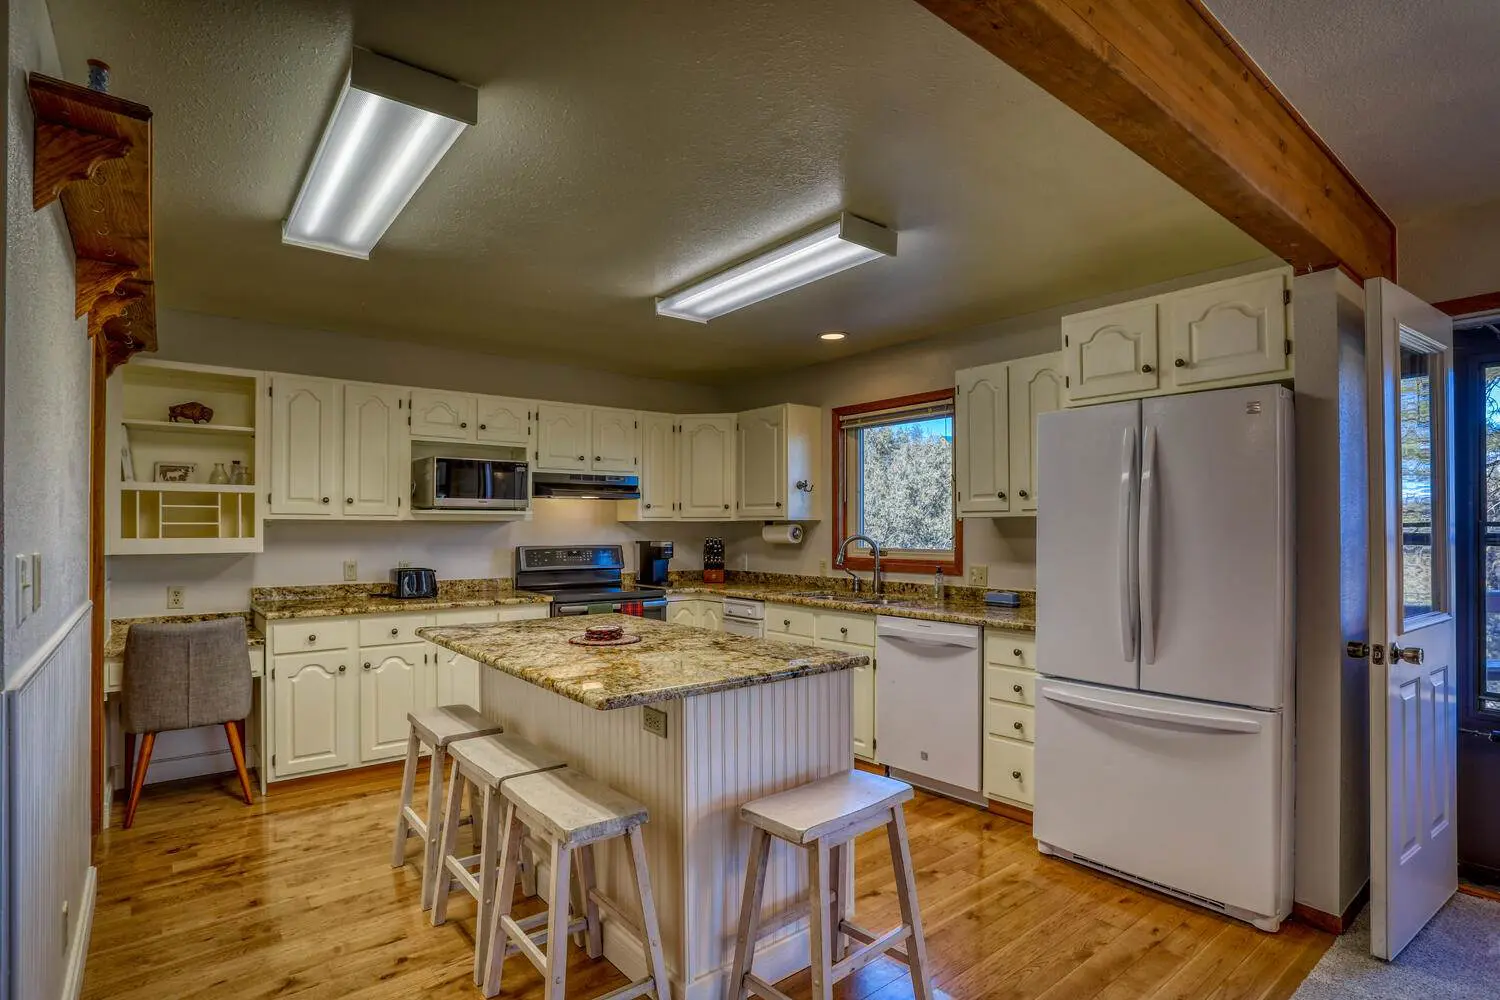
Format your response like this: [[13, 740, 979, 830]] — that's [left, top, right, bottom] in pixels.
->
[[93, 279, 156, 374], [32, 121, 131, 211], [76, 258, 140, 318]]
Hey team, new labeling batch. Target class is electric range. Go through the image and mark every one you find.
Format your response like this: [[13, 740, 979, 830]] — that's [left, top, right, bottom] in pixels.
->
[[514, 544, 667, 620]]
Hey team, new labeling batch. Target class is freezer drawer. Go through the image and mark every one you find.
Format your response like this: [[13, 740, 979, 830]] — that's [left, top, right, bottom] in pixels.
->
[[1034, 679, 1290, 924]]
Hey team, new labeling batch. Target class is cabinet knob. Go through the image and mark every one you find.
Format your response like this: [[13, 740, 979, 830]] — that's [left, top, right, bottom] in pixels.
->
[[1141, 363, 1153, 373], [784, 619, 791, 627], [1018, 490, 1029, 499], [1012, 684, 1023, 694], [338, 664, 347, 673], [840, 626, 848, 635], [997, 491, 1007, 500], [346, 497, 353, 504], [1011, 769, 1022, 780], [460, 421, 468, 428], [644, 502, 652, 509], [479, 424, 486, 430], [363, 661, 371, 670], [724, 503, 730, 510], [322, 496, 330, 504], [391, 627, 399, 636], [1013, 721, 1024, 732], [577, 455, 586, 461], [1174, 358, 1186, 368], [776, 501, 782, 508], [594, 455, 601, 461], [308, 634, 317, 643], [1013, 648, 1023, 657]]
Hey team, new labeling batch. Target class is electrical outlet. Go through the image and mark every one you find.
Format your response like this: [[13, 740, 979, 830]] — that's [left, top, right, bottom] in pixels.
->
[[343, 560, 358, 582], [166, 586, 185, 610], [642, 706, 668, 739], [968, 564, 988, 588], [397, 559, 412, 569]]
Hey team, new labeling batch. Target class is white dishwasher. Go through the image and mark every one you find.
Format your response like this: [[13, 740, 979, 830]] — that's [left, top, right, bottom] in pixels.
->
[[875, 616, 983, 802]]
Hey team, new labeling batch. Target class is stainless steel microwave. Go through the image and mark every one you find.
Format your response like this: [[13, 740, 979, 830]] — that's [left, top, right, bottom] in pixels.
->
[[411, 456, 529, 510]]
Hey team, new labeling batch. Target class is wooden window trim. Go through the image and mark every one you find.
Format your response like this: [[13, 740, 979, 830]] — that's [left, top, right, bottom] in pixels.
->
[[831, 388, 963, 575]]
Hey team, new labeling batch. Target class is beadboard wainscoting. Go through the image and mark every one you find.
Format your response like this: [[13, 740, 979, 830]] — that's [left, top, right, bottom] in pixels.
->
[[4, 603, 96, 1000], [480, 667, 852, 1000]]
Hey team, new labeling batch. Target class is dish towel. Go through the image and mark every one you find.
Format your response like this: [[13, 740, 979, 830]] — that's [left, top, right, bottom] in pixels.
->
[[620, 601, 645, 617]]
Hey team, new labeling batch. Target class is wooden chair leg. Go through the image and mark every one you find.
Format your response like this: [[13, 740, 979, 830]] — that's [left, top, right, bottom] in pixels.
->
[[627, 827, 672, 1000], [482, 805, 525, 998], [576, 843, 603, 958], [473, 789, 503, 986], [727, 826, 771, 1000], [123, 732, 155, 829], [392, 730, 421, 869], [887, 806, 934, 1000], [431, 759, 467, 927], [421, 744, 447, 909], [543, 839, 574, 1000], [808, 839, 835, 1000], [223, 722, 254, 806]]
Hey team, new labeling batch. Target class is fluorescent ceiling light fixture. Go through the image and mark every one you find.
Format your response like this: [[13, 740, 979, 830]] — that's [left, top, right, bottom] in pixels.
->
[[656, 212, 896, 323], [283, 48, 477, 259], [819, 331, 847, 341]]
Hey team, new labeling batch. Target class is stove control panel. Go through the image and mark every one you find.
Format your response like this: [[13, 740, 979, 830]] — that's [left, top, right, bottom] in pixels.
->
[[516, 545, 624, 571]]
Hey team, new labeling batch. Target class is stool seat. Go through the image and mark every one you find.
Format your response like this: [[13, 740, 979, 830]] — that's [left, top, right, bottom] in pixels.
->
[[503, 767, 649, 847], [409, 704, 504, 750], [741, 770, 913, 845], [451, 733, 568, 789]]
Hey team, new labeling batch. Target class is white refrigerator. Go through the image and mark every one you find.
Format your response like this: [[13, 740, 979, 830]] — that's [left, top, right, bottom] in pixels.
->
[[1034, 384, 1294, 932]]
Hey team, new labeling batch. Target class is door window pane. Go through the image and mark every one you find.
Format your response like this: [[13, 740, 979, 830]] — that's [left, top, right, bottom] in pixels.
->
[[1482, 363, 1500, 707], [1400, 345, 1439, 622]]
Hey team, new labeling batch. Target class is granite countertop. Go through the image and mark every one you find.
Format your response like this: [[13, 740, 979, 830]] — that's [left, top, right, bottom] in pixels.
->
[[418, 613, 868, 711], [250, 580, 552, 620], [105, 612, 265, 659], [665, 581, 1037, 632]]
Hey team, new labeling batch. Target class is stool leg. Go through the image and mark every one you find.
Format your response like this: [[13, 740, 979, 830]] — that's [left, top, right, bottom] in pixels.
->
[[808, 839, 835, 1000], [431, 760, 467, 927], [392, 730, 420, 868], [828, 840, 846, 962], [123, 732, 155, 830], [576, 843, 603, 958], [421, 744, 448, 909], [726, 827, 771, 1000], [543, 839, 574, 1000], [482, 805, 525, 998], [887, 806, 933, 1000], [473, 788, 502, 986], [627, 827, 672, 1000]]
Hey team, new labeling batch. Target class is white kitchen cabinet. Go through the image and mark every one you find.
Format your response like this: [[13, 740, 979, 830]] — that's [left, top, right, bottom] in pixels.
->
[[342, 383, 405, 518], [699, 601, 724, 631], [269, 375, 341, 516], [816, 634, 876, 762], [624, 412, 678, 520], [666, 599, 724, 631], [1006, 354, 1064, 512], [1164, 271, 1290, 387], [736, 404, 820, 520], [955, 362, 1009, 515], [679, 415, 736, 519], [359, 642, 426, 762], [762, 603, 816, 642], [668, 601, 698, 627], [536, 403, 590, 472], [983, 627, 1036, 808], [271, 651, 356, 777], [1062, 300, 1160, 402], [590, 407, 639, 474], [408, 389, 476, 441], [475, 395, 534, 448]]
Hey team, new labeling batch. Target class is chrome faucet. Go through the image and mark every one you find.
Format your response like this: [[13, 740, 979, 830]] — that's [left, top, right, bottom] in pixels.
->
[[835, 534, 883, 597]]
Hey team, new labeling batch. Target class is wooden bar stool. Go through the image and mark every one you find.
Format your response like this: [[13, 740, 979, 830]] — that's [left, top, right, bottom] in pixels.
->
[[430, 733, 568, 986], [728, 771, 934, 1000], [482, 766, 671, 1000], [391, 704, 506, 910]]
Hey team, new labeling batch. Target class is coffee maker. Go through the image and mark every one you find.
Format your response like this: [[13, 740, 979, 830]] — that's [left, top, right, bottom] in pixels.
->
[[635, 540, 674, 586]]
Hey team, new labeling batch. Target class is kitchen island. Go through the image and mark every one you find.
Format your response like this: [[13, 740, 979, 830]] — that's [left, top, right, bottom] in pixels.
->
[[418, 614, 867, 1000]]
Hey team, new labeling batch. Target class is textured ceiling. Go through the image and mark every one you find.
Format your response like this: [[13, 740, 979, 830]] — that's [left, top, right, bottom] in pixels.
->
[[48, 0, 1266, 380], [1205, 0, 1500, 222]]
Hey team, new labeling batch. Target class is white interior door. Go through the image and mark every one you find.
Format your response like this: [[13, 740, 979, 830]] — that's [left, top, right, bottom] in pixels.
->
[[1366, 277, 1458, 961]]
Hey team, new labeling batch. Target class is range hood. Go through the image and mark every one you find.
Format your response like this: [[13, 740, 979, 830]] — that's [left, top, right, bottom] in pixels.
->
[[532, 471, 640, 500]]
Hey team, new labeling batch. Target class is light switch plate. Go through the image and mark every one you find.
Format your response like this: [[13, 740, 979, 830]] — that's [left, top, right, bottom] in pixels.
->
[[968, 564, 989, 588]]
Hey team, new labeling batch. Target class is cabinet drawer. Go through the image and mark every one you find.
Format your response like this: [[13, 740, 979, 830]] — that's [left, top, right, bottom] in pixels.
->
[[986, 632, 1036, 670], [269, 620, 356, 654], [817, 611, 874, 647], [358, 615, 431, 648], [764, 605, 816, 639], [984, 735, 1035, 806], [432, 609, 501, 627], [986, 665, 1035, 707], [986, 701, 1035, 744], [495, 604, 550, 622]]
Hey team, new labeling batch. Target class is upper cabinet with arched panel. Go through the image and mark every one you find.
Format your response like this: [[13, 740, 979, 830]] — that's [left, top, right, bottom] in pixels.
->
[[1062, 301, 1160, 401]]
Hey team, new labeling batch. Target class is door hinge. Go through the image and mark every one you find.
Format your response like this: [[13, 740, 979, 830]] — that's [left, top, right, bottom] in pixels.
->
[[1283, 288, 1292, 306], [1285, 338, 1293, 356]]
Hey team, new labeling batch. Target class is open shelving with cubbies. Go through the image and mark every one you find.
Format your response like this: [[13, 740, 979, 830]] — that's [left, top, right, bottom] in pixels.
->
[[108, 359, 267, 554]]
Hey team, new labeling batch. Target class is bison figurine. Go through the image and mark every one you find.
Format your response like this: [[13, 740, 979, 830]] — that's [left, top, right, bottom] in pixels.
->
[[167, 401, 214, 424]]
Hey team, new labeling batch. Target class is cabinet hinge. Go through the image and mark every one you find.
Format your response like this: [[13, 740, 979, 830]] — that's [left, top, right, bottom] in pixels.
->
[[268, 385, 273, 397], [271, 667, 276, 680], [872, 737, 877, 751], [407, 415, 411, 426], [273, 753, 276, 766], [1064, 375, 1070, 387], [267, 491, 272, 503], [634, 420, 638, 429], [397, 496, 401, 507], [1283, 288, 1292, 306], [1284, 338, 1293, 356], [1063, 335, 1069, 348]]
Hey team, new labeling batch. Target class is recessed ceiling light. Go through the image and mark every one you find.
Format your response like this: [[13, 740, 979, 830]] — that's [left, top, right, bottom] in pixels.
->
[[819, 332, 847, 341], [655, 213, 897, 323], [283, 48, 477, 259]]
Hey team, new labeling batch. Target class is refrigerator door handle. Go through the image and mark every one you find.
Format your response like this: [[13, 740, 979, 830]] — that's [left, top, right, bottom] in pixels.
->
[[1118, 425, 1139, 662], [1041, 687, 1263, 735], [1139, 425, 1158, 666]]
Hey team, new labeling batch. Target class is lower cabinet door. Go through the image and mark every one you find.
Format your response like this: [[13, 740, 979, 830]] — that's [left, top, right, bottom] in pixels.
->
[[435, 648, 482, 713], [360, 642, 426, 762], [984, 735, 1035, 806], [700, 602, 724, 632], [273, 652, 356, 777], [816, 637, 876, 761], [668, 601, 699, 626]]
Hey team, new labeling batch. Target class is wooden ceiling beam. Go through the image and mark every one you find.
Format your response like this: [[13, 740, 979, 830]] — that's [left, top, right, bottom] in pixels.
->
[[914, 0, 1396, 280]]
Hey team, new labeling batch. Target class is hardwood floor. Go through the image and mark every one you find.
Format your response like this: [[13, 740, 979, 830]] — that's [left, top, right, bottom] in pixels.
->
[[84, 765, 1330, 1000]]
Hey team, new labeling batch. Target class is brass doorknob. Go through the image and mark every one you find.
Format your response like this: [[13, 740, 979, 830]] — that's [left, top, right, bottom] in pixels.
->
[[1392, 644, 1425, 665]]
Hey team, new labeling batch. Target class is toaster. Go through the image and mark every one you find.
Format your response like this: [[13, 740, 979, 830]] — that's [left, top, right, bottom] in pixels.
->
[[391, 567, 438, 599]]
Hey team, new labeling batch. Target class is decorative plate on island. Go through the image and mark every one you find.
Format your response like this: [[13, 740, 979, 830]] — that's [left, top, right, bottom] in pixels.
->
[[569, 623, 642, 647]]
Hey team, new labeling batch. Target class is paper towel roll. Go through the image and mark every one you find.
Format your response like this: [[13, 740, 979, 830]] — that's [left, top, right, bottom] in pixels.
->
[[761, 523, 804, 545]]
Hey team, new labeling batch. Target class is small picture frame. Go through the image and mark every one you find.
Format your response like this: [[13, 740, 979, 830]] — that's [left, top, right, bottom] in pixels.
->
[[153, 462, 196, 484]]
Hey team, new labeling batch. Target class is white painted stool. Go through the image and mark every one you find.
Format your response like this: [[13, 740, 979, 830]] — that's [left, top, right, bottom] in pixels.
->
[[728, 770, 934, 1000], [391, 704, 506, 909], [430, 733, 569, 983], [482, 766, 671, 1000]]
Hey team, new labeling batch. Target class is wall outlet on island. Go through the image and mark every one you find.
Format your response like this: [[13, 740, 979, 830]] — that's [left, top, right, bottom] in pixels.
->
[[642, 706, 668, 739], [968, 565, 988, 588], [166, 586, 185, 610], [343, 560, 358, 582]]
